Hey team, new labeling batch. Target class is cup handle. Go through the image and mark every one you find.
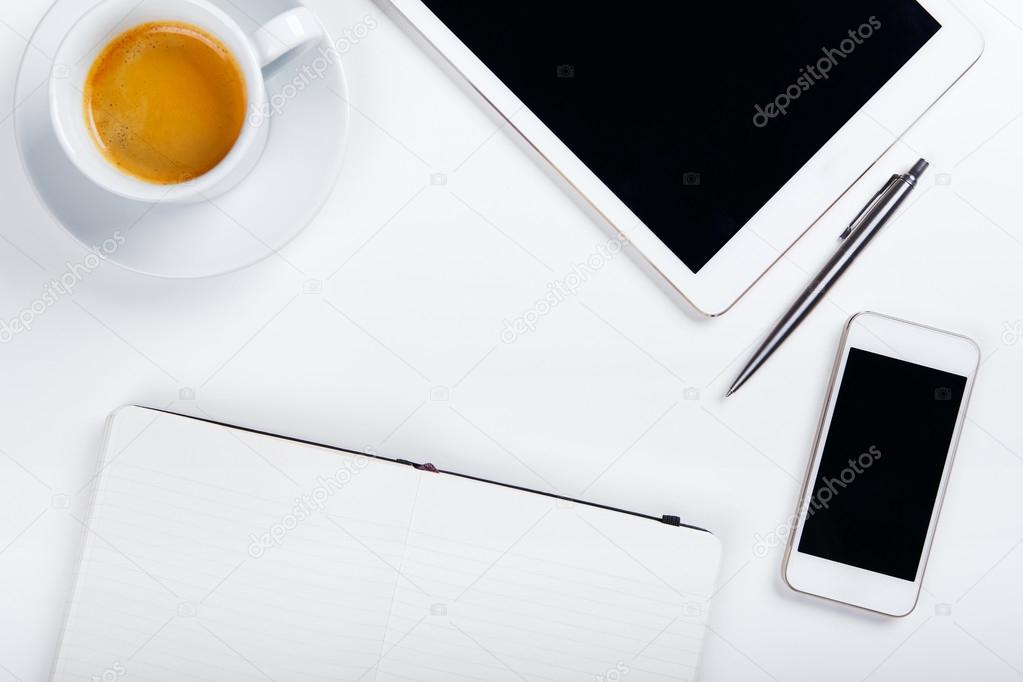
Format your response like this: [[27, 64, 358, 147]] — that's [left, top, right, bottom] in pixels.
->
[[250, 7, 324, 72]]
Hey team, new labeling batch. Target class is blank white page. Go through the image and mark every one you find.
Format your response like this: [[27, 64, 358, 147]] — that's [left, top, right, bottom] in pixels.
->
[[53, 408, 720, 681], [53, 407, 422, 681], [373, 473, 720, 682]]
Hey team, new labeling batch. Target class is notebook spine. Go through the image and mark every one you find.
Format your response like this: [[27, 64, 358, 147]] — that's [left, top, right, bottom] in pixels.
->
[[144, 407, 710, 534]]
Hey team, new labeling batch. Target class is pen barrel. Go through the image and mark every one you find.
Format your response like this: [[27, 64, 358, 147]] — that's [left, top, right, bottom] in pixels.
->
[[768, 179, 917, 355], [727, 170, 923, 396], [812, 179, 916, 290]]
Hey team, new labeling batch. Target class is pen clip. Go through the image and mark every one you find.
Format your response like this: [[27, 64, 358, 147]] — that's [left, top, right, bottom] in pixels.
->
[[840, 175, 899, 240]]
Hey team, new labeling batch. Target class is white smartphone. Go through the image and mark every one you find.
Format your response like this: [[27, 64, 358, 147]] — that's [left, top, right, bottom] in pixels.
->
[[783, 312, 979, 616]]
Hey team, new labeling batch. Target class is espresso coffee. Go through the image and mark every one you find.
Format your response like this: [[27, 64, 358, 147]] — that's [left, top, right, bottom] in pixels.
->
[[84, 21, 247, 184]]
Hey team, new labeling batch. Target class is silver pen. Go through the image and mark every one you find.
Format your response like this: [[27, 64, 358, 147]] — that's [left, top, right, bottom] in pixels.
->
[[726, 158, 929, 397]]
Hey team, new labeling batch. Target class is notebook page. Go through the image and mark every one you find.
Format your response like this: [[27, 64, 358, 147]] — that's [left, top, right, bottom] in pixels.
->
[[373, 473, 721, 682], [53, 407, 422, 682]]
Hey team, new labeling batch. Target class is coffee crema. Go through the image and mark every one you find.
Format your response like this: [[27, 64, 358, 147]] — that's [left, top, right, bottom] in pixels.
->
[[83, 21, 247, 184]]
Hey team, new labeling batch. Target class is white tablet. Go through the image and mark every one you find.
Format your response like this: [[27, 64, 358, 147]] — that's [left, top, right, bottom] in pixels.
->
[[389, 1, 982, 316]]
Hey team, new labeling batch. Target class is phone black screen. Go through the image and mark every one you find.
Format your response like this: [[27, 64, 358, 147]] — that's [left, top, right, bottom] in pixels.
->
[[797, 349, 967, 581], [420, 1, 940, 272]]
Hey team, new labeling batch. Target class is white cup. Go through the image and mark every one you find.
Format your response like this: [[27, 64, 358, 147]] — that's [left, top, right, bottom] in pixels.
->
[[49, 0, 323, 203]]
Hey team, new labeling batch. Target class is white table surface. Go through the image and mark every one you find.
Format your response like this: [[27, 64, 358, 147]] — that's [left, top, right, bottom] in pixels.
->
[[2, 0, 1023, 680]]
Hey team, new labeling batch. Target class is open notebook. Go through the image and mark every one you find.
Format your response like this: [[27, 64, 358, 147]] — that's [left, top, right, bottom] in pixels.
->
[[53, 406, 721, 681]]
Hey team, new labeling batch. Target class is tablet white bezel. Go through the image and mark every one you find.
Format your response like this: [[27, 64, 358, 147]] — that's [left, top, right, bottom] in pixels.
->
[[388, 0, 982, 316], [782, 312, 978, 617]]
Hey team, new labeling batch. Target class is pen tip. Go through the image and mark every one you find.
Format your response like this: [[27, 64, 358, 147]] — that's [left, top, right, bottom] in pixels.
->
[[724, 386, 737, 398]]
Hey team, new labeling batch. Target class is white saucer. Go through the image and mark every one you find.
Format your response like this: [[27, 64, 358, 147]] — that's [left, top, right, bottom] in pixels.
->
[[15, 0, 348, 278]]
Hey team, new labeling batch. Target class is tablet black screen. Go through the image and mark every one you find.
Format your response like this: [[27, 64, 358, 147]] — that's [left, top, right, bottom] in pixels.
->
[[421, 2, 940, 272]]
